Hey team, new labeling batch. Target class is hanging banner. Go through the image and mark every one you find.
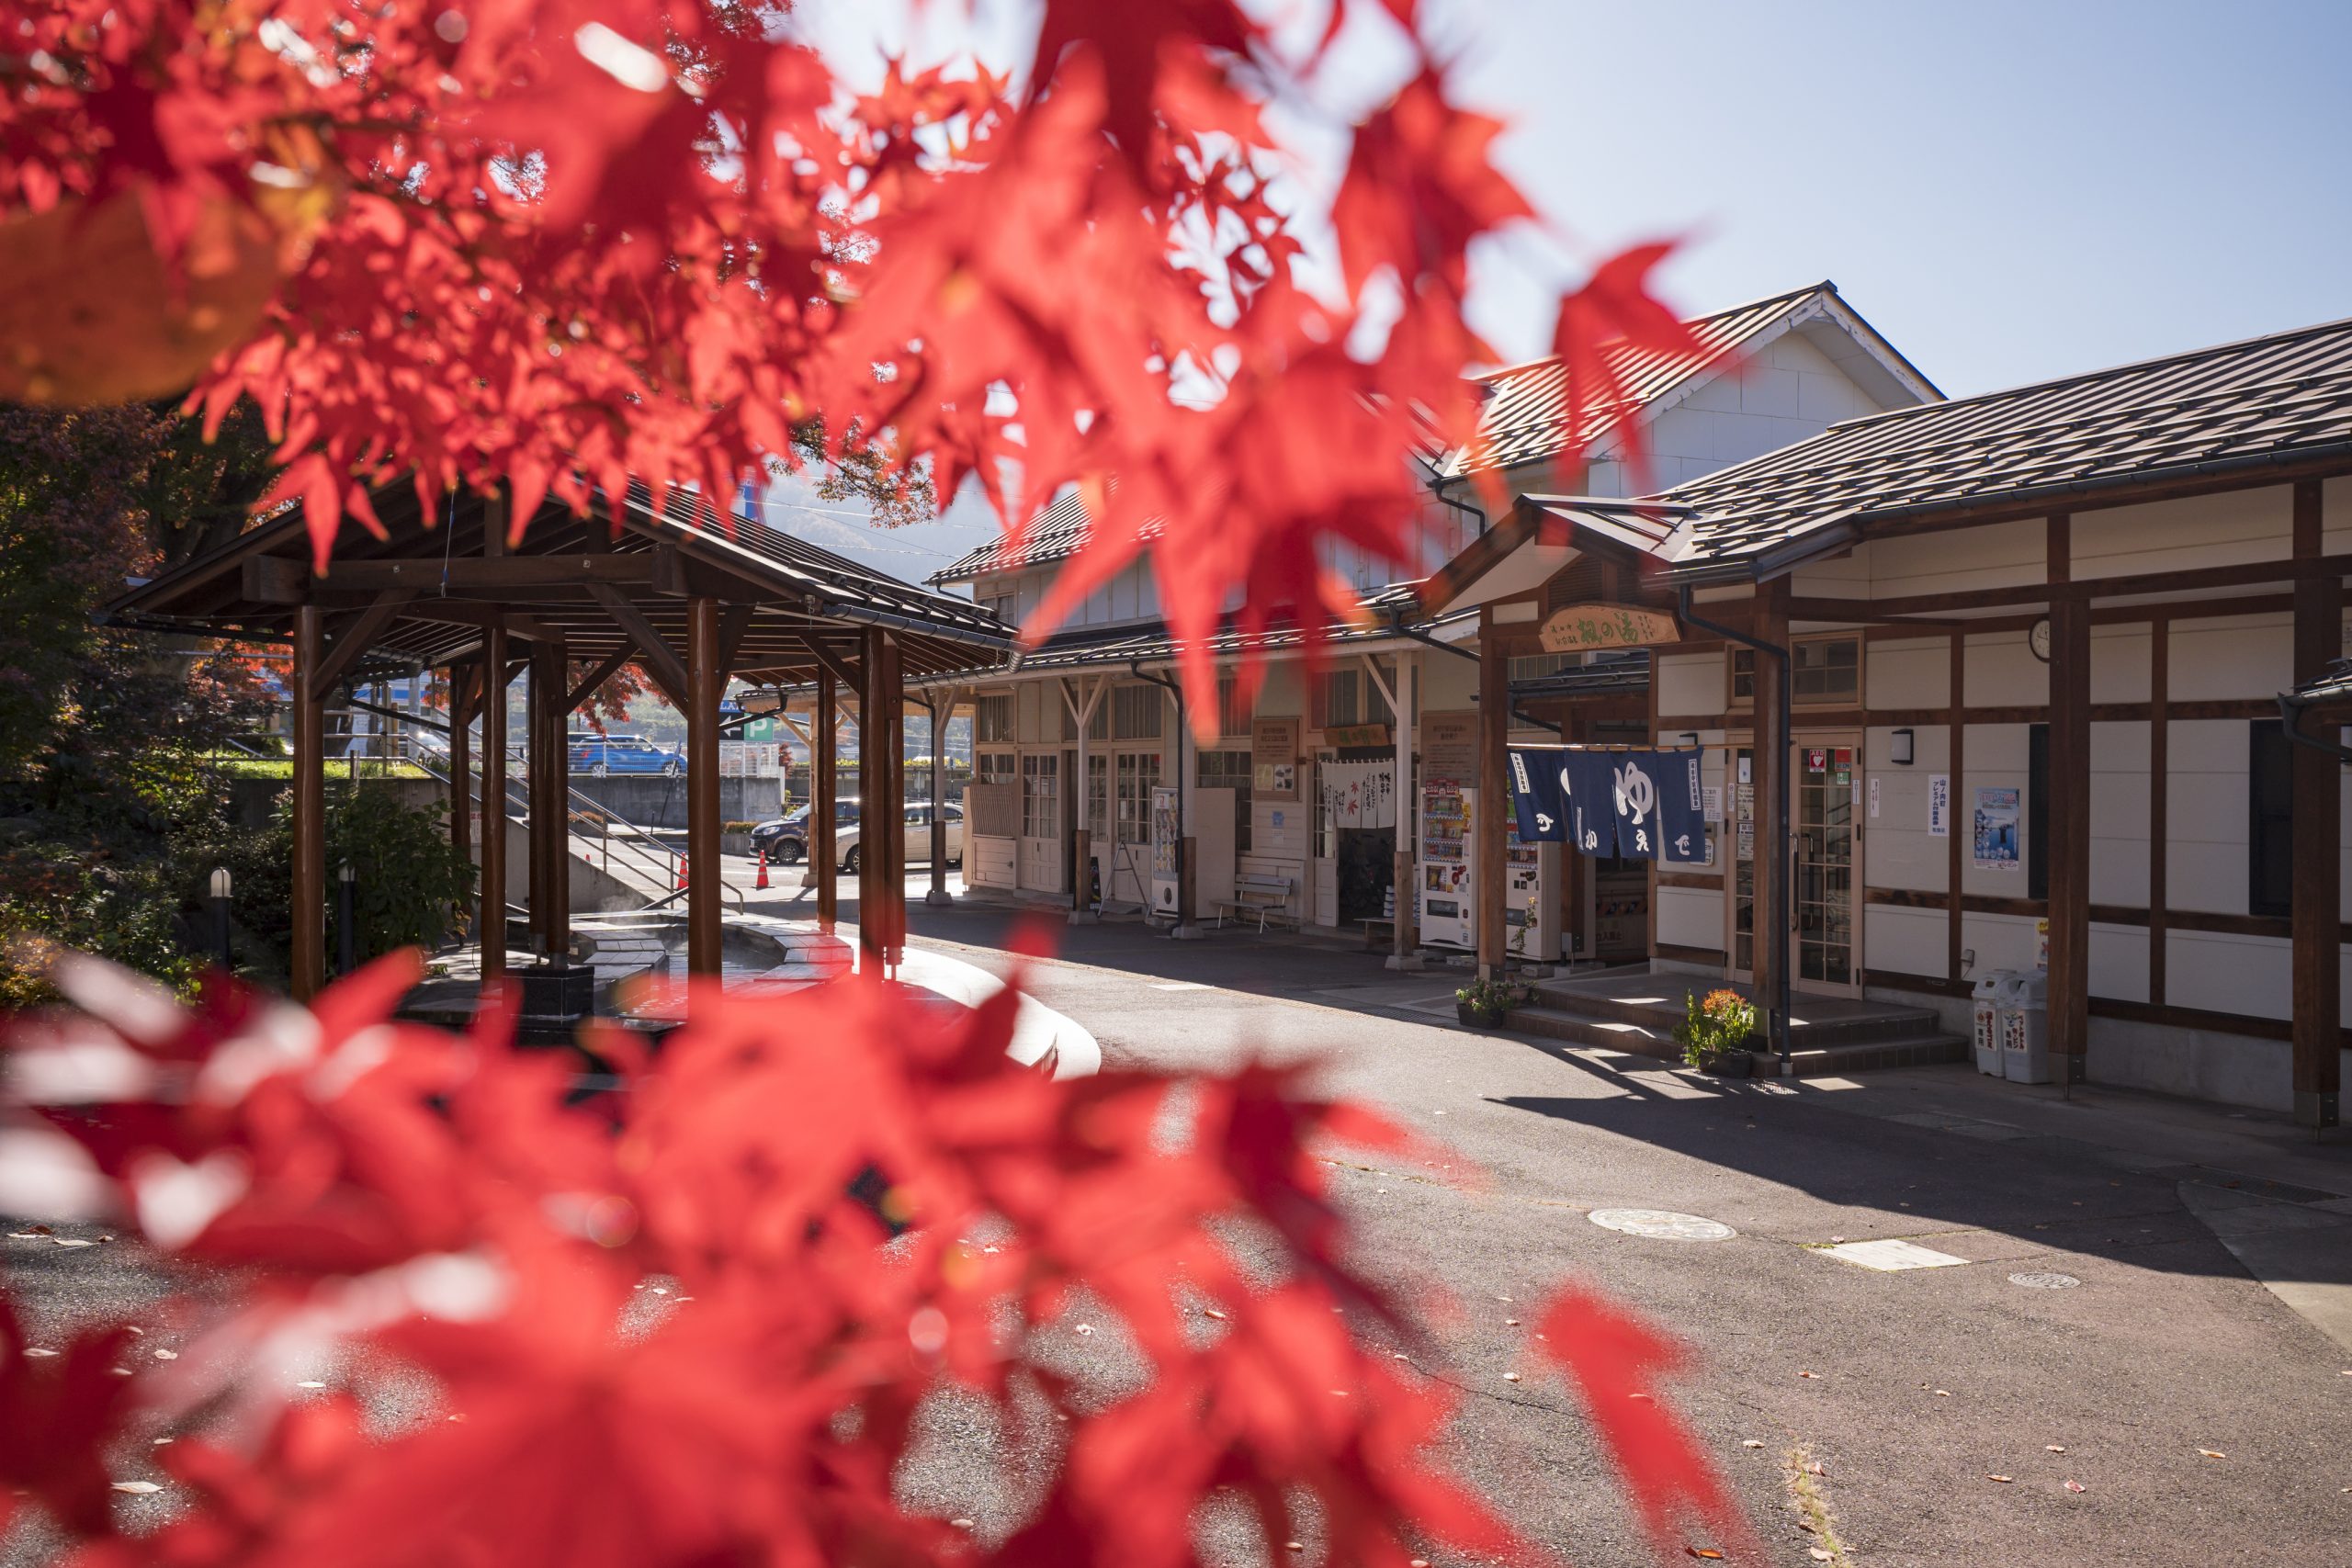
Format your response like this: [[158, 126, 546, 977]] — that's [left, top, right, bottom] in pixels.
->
[[1564, 749, 1617, 856], [1607, 750, 1666, 862], [1319, 760, 1397, 829], [1507, 749, 1566, 841], [1657, 750, 1709, 865]]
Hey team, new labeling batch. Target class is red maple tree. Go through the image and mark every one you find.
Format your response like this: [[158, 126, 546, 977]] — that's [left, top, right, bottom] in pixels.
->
[[0, 4, 1754, 1562]]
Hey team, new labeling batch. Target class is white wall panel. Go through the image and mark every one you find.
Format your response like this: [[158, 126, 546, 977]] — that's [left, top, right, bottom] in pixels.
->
[[2089, 626, 2152, 705], [1867, 519, 2047, 599], [1866, 637, 1948, 709], [2165, 716, 2247, 915], [1657, 886, 1724, 953], [2168, 614, 2290, 700], [2072, 488, 2291, 581], [1964, 631, 2049, 707], [2088, 921, 2150, 1003], [1864, 903, 1945, 980], [1961, 911, 2040, 975], [1657, 652, 1723, 717], [1960, 723, 2031, 899], [2167, 931, 2290, 1021]]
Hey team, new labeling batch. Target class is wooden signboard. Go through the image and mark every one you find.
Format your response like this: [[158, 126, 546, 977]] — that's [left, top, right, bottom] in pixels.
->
[[1423, 710, 1479, 787], [1324, 723, 1392, 749], [1538, 603, 1680, 653], [1252, 715, 1299, 800]]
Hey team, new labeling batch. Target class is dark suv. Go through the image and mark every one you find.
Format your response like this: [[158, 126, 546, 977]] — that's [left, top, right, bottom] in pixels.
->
[[749, 801, 858, 863]]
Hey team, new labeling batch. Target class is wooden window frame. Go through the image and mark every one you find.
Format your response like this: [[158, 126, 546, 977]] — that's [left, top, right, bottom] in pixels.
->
[[1789, 632, 1862, 709]]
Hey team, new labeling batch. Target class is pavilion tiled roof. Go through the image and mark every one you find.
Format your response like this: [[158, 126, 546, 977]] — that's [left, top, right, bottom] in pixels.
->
[[1643, 312, 2352, 580]]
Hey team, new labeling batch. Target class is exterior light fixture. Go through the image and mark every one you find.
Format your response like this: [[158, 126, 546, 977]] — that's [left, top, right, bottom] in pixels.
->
[[209, 867, 233, 969], [1891, 728, 1916, 766]]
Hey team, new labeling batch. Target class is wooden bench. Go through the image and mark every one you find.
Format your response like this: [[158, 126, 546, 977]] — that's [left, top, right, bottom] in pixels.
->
[[1357, 916, 1396, 950], [1214, 874, 1295, 932]]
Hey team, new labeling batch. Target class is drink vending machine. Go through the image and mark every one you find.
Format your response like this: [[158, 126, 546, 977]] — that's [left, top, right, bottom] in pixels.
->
[[1418, 783, 1475, 950], [1505, 814, 1562, 961]]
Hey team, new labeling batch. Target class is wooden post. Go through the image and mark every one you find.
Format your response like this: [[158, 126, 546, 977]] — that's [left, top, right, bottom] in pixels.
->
[[1071, 679, 1091, 920], [448, 662, 472, 870], [2045, 515, 2091, 1083], [480, 619, 508, 986], [290, 604, 327, 1001], [537, 636, 570, 959], [880, 631, 907, 964], [1476, 604, 1508, 980], [925, 689, 955, 908], [1560, 707, 1586, 959], [858, 628, 886, 965], [2290, 481, 2341, 1130], [686, 597, 723, 976], [1752, 579, 1791, 1020], [1391, 652, 1419, 965], [525, 637, 548, 951], [816, 665, 838, 934], [1947, 630, 1964, 982]]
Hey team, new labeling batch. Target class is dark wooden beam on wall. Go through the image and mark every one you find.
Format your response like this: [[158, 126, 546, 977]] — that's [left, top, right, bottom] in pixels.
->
[[1476, 604, 1508, 981], [2148, 614, 2168, 1007], [2044, 515, 2091, 1082], [686, 597, 724, 977], [480, 617, 508, 987], [307, 590, 419, 702], [290, 605, 326, 1002], [2290, 480, 2341, 1130], [816, 664, 839, 935], [1752, 578, 1791, 1021], [1947, 628, 1964, 984]]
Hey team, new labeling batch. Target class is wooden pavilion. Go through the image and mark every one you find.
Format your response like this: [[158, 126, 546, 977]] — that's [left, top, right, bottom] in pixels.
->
[[107, 481, 1012, 1000]]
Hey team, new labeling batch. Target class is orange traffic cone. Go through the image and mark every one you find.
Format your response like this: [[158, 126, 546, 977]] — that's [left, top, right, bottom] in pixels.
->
[[754, 849, 770, 890], [674, 857, 688, 892]]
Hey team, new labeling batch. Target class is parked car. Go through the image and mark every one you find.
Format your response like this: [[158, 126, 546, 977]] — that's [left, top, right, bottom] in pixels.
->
[[833, 802, 964, 874], [748, 801, 860, 864], [568, 731, 683, 778]]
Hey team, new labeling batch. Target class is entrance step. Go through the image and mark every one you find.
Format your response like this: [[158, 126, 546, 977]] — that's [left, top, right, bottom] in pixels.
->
[[1505, 970, 1967, 1074]]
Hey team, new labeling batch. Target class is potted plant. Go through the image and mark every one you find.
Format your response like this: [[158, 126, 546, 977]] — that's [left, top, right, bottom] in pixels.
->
[[1674, 987, 1759, 1076], [1455, 976, 1518, 1028]]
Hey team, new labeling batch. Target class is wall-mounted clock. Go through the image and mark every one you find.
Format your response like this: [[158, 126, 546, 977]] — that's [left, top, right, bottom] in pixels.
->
[[2028, 616, 2052, 663]]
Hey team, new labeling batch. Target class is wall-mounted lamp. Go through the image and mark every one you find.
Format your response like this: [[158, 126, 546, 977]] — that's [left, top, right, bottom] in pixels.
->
[[1891, 728, 1916, 766]]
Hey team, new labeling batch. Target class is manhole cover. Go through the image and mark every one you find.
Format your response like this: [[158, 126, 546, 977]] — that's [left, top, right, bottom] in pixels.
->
[[2008, 1271, 2081, 1290], [1589, 1209, 1736, 1241]]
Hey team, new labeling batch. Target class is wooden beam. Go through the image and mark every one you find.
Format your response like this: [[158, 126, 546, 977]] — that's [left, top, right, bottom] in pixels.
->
[[400, 600, 562, 644], [243, 555, 308, 604], [2045, 516, 2091, 1081], [308, 590, 419, 702], [793, 630, 861, 691], [2148, 615, 2167, 1006], [859, 627, 888, 966], [320, 557, 655, 591], [1948, 629, 1964, 984], [1752, 579, 1791, 1024], [816, 664, 839, 934], [447, 660, 472, 871], [2290, 480, 2341, 1129], [587, 582, 691, 706], [290, 605, 326, 1001], [564, 646, 635, 713], [718, 602, 756, 673]]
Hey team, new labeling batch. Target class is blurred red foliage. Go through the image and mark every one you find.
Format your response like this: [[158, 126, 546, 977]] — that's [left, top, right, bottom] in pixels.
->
[[0, 951, 1752, 1565]]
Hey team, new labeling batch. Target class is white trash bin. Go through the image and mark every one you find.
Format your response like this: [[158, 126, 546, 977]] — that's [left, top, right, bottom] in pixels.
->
[[1971, 971, 2011, 1076], [2001, 970, 2052, 1085]]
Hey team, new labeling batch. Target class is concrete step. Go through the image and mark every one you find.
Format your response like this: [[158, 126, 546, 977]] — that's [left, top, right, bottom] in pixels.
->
[[1508, 1005, 1682, 1058], [1502, 1008, 1972, 1077], [1521, 984, 1948, 1049]]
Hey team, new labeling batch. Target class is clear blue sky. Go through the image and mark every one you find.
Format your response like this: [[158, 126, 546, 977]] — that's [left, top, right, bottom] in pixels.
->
[[788, 0, 2352, 575]]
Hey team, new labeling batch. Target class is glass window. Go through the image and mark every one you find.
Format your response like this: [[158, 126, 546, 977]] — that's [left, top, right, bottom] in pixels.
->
[[1087, 753, 1108, 840], [1115, 751, 1160, 844], [978, 751, 1015, 786], [1022, 753, 1058, 839], [976, 694, 1014, 743], [1791, 636, 1860, 706], [1112, 683, 1163, 740], [1727, 649, 1757, 709]]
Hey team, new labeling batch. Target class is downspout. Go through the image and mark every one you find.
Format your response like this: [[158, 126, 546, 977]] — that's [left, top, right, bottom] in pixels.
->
[[1678, 584, 1794, 1069], [1385, 612, 1564, 736], [1130, 660, 1190, 933], [2278, 693, 2352, 761]]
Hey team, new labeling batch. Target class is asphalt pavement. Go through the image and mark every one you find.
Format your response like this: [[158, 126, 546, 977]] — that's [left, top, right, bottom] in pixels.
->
[[10, 873, 2352, 1565]]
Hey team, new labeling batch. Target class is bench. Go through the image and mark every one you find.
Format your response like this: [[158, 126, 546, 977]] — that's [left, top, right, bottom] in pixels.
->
[[1214, 874, 1296, 932], [1357, 916, 1396, 950]]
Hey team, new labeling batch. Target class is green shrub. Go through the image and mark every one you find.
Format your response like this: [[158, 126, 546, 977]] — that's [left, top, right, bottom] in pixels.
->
[[0, 841, 197, 1009], [1673, 987, 1758, 1066]]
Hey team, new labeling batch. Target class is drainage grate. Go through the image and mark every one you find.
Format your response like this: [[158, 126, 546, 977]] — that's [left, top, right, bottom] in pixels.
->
[[2008, 1271, 2081, 1290], [1589, 1209, 1736, 1241]]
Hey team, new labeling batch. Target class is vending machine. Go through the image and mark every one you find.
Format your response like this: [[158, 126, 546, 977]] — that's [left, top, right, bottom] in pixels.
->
[[1504, 816, 1563, 962], [1148, 784, 1182, 919], [1418, 783, 1476, 950]]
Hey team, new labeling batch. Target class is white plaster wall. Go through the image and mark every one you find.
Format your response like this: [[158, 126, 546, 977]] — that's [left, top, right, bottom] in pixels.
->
[[1657, 651, 1723, 718], [1867, 519, 2048, 600], [1862, 722, 1949, 893], [2089, 624, 2152, 705], [1960, 910, 2041, 974], [2088, 719, 2150, 908], [1418, 651, 1476, 716], [1963, 630, 2048, 708], [2071, 489, 2292, 580], [2089, 921, 2150, 1004], [2168, 612, 2290, 701], [1864, 903, 1945, 980], [1657, 887, 1722, 953], [1866, 637, 1948, 710], [2324, 477, 2352, 558], [2165, 717, 2247, 915], [1961, 722, 2032, 900]]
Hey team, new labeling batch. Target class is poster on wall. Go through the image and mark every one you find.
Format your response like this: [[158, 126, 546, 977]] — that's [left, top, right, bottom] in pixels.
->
[[1972, 786, 2020, 871], [1422, 710, 1479, 787], [1251, 716, 1299, 800], [1927, 773, 1951, 838]]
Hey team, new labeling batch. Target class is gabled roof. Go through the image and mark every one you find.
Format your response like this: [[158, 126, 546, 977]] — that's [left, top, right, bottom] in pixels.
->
[[1441, 279, 1939, 479], [1635, 310, 2352, 580], [932, 281, 1934, 588]]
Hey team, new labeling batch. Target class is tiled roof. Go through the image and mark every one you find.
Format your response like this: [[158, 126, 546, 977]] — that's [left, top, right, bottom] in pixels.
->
[[1442, 281, 1929, 478], [931, 486, 1095, 584], [1646, 313, 2352, 578]]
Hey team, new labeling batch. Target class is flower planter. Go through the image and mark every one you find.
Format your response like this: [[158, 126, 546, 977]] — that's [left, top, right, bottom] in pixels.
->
[[1700, 1049, 1754, 1078], [1456, 1001, 1504, 1029]]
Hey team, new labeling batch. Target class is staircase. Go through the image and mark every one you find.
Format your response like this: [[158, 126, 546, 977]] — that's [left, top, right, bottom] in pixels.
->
[[1507, 971, 1969, 1076]]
